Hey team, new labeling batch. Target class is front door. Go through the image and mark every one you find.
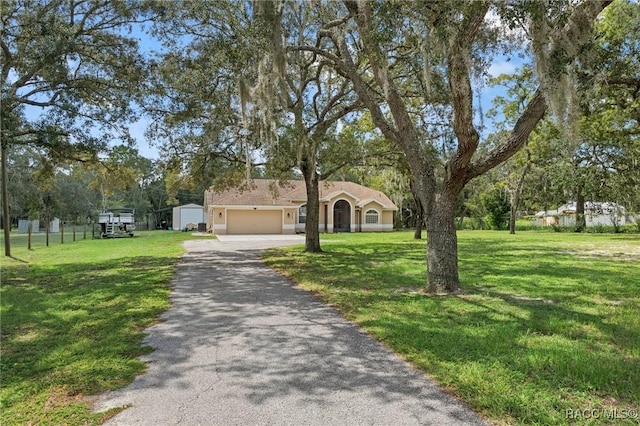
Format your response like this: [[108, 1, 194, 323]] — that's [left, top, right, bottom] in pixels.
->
[[333, 200, 351, 232]]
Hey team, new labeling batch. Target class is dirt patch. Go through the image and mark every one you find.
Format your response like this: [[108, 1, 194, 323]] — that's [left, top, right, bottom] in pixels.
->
[[554, 240, 640, 261], [44, 387, 84, 411], [461, 287, 556, 305]]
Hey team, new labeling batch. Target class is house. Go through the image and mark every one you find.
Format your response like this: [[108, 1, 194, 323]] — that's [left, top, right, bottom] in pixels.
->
[[172, 204, 205, 231], [204, 179, 398, 235], [534, 201, 627, 227]]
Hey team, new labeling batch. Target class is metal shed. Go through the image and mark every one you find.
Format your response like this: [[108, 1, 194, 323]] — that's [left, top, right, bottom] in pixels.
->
[[172, 204, 205, 231]]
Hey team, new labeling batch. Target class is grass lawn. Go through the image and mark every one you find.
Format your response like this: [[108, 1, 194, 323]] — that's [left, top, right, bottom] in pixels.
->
[[263, 231, 640, 425], [0, 230, 209, 425]]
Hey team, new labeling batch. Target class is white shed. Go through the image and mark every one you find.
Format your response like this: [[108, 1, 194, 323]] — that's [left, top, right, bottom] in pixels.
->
[[18, 219, 40, 233], [534, 201, 627, 227], [172, 204, 205, 231]]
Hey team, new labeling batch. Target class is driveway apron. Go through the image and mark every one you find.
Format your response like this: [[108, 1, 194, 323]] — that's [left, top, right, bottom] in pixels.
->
[[96, 237, 489, 425]]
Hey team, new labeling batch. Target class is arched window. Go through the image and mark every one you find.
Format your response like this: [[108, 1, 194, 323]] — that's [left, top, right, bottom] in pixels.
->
[[365, 209, 379, 224], [298, 205, 307, 223]]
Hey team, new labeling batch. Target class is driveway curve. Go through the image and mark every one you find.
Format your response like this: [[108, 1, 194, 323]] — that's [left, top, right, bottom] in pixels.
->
[[96, 236, 489, 425]]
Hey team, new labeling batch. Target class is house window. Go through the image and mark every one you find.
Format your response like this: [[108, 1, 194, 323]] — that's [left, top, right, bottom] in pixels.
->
[[298, 205, 307, 224], [365, 209, 379, 224]]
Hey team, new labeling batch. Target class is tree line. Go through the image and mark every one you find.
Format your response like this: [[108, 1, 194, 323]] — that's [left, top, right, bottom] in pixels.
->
[[2, 0, 638, 293]]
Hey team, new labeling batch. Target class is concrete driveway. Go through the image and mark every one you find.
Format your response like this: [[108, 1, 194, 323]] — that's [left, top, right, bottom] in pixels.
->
[[95, 237, 489, 425]]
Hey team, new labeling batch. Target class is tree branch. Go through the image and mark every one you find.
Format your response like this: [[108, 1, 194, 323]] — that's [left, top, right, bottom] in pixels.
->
[[467, 88, 547, 181]]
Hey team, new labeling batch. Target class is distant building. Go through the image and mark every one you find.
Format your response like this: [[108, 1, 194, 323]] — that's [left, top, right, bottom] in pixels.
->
[[17, 218, 60, 233], [172, 204, 205, 231], [205, 179, 397, 235], [18, 219, 40, 233], [534, 201, 626, 227]]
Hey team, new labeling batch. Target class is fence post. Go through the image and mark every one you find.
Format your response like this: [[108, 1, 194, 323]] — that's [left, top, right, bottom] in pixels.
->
[[61, 222, 64, 244], [28, 222, 32, 250], [83, 223, 87, 240], [73, 224, 76, 242]]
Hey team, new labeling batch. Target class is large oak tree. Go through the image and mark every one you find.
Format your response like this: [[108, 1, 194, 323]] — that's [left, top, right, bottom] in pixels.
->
[[1, 0, 147, 255], [253, 1, 363, 252], [289, 0, 612, 293]]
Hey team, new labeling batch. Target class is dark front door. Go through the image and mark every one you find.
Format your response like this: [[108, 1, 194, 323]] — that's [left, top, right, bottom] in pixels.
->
[[333, 200, 351, 232]]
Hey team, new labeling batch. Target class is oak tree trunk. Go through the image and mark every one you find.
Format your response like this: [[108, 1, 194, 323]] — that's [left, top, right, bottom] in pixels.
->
[[301, 159, 322, 253], [426, 194, 459, 293], [410, 178, 424, 239], [1, 143, 10, 257], [508, 196, 518, 235], [575, 187, 586, 232], [414, 208, 424, 240], [509, 160, 531, 235]]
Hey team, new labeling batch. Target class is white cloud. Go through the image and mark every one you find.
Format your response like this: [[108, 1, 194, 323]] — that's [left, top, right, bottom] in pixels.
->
[[488, 60, 518, 78]]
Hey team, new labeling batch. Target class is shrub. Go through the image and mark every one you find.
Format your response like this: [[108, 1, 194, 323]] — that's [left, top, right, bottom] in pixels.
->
[[480, 190, 510, 230]]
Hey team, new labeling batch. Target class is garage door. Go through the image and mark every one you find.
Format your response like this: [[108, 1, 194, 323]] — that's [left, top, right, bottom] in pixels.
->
[[226, 209, 282, 234]]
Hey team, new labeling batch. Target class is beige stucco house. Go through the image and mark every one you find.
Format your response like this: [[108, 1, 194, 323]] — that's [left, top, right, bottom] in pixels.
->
[[205, 179, 398, 235]]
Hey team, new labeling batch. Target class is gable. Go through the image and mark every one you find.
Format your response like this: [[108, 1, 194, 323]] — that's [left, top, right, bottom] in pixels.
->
[[357, 198, 386, 209], [322, 190, 359, 205]]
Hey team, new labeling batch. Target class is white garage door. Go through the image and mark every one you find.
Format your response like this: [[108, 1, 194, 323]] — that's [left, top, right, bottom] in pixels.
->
[[226, 210, 282, 234]]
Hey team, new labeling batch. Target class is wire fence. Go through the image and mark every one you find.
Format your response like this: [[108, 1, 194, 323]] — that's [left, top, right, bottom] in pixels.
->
[[6, 221, 151, 250]]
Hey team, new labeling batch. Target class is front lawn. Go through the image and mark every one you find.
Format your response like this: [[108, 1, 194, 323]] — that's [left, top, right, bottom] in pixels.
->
[[263, 231, 640, 425], [0, 231, 206, 425]]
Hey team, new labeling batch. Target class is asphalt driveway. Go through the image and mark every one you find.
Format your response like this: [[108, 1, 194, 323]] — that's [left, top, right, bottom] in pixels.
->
[[96, 236, 489, 425]]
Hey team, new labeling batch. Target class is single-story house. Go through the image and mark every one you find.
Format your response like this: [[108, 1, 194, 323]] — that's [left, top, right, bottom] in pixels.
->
[[534, 201, 627, 227], [204, 179, 398, 235], [172, 204, 205, 231]]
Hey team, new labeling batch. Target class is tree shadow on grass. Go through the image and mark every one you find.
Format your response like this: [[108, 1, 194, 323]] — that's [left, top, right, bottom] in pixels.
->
[[266, 235, 640, 423], [360, 292, 640, 418], [0, 256, 175, 423]]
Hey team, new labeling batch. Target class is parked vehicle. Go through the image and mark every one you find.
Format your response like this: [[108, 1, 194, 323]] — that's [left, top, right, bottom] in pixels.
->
[[99, 208, 135, 238]]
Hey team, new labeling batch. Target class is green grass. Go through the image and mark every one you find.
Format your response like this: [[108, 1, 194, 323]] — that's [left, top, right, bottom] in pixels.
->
[[0, 230, 209, 425], [263, 231, 640, 425]]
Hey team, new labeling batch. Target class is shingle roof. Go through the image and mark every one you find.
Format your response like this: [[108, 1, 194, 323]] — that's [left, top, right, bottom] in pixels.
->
[[205, 179, 397, 210]]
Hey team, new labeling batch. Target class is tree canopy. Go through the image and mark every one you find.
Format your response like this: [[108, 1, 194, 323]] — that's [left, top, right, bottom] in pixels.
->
[[4, 0, 636, 297], [1, 0, 148, 255]]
